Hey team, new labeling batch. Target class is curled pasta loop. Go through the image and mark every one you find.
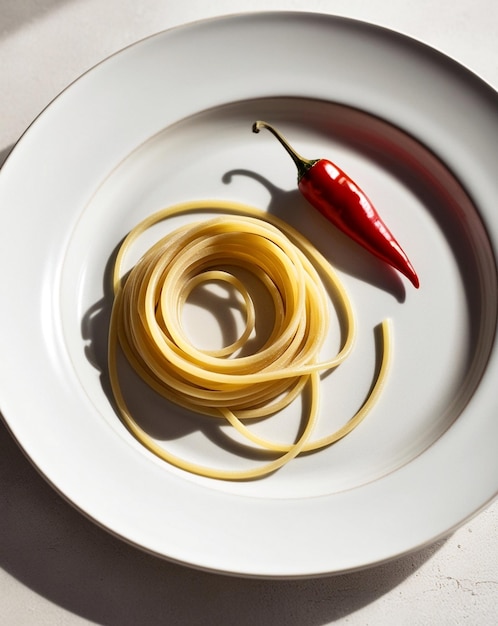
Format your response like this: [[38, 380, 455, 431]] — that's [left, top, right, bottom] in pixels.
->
[[108, 200, 391, 480]]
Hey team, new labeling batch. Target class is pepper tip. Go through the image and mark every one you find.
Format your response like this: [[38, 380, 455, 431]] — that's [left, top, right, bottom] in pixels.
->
[[406, 268, 420, 289]]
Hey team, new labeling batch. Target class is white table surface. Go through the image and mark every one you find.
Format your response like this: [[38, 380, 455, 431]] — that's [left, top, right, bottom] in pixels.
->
[[1, 1, 497, 624]]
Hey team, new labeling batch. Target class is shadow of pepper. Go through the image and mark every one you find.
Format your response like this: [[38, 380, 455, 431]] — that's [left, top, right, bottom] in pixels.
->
[[222, 169, 407, 302]]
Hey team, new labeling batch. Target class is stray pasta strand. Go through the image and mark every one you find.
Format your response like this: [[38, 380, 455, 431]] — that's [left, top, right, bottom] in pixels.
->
[[108, 200, 391, 480]]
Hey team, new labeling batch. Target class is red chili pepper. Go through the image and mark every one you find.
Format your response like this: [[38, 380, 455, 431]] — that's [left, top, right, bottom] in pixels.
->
[[252, 121, 419, 289]]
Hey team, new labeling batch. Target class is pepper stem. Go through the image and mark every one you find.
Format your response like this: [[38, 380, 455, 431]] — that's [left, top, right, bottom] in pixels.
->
[[252, 121, 317, 181]]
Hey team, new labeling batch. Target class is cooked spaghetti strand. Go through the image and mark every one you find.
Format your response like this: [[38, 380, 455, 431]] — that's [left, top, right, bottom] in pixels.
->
[[108, 200, 391, 480]]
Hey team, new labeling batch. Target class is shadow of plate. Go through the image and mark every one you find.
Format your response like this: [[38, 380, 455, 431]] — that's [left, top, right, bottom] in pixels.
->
[[0, 417, 445, 626]]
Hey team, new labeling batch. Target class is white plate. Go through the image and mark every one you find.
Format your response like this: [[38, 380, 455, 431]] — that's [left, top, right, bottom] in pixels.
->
[[0, 12, 497, 577]]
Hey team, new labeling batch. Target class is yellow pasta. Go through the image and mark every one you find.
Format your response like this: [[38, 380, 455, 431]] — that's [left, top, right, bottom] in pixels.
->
[[108, 200, 392, 480]]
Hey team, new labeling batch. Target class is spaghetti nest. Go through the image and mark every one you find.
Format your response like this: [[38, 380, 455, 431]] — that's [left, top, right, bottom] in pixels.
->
[[108, 200, 391, 480]]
